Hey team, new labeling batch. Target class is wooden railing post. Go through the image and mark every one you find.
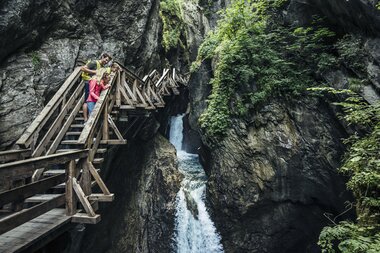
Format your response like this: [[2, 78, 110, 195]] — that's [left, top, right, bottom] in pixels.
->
[[65, 160, 77, 216], [116, 72, 121, 107], [103, 98, 109, 141], [81, 158, 92, 196]]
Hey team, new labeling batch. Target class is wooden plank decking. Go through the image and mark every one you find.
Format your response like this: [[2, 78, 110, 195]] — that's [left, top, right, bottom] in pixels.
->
[[0, 209, 72, 253], [0, 62, 181, 253]]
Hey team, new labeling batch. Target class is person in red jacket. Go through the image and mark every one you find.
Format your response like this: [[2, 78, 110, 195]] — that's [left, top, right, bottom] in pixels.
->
[[86, 69, 111, 117]]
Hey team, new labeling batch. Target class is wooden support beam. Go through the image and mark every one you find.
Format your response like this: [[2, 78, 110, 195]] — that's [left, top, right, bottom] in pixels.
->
[[0, 149, 31, 163], [81, 159, 92, 196], [100, 140, 127, 145], [88, 194, 114, 202], [123, 79, 138, 102], [0, 194, 65, 235], [119, 82, 135, 105], [0, 150, 88, 178], [0, 174, 65, 207], [72, 178, 95, 217], [71, 213, 101, 224], [108, 115, 124, 140], [132, 118, 147, 139], [65, 160, 76, 216], [89, 123, 103, 162], [116, 72, 121, 107], [148, 85, 164, 104], [103, 98, 109, 141], [134, 84, 148, 106], [88, 162, 111, 195], [155, 69, 170, 88]]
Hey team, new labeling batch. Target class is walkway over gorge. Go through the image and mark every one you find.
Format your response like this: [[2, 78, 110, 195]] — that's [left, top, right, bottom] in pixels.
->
[[0, 61, 182, 252]]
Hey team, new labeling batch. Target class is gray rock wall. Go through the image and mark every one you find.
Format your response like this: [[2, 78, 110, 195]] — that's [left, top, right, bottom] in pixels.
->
[[0, 0, 163, 150], [202, 97, 352, 253], [80, 134, 182, 253], [287, 0, 380, 35]]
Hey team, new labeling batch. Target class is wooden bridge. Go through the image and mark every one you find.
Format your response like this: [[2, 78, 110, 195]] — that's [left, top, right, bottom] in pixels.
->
[[0, 62, 181, 252]]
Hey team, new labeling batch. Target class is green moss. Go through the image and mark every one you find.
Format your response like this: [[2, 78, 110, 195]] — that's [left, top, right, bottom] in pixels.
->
[[348, 78, 364, 93], [309, 88, 380, 253], [336, 35, 368, 75], [193, 0, 337, 139], [30, 51, 42, 71], [198, 0, 215, 17], [159, 0, 186, 52]]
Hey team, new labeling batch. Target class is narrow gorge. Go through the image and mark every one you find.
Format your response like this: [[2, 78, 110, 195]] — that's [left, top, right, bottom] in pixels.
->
[[0, 0, 379, 253]]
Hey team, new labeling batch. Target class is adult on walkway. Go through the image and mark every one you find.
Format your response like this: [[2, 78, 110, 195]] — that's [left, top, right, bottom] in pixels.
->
[[81, 53, 112, 122]]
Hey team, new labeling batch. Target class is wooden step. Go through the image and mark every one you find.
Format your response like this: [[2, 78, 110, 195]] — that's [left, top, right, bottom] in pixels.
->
[[25, 194, 63, 203], [100, 140, 127, 145], [93, 158, 104, 164], [154, 103, 165, 108], [55, 149, 80, 154], [70, 124, 84, 128], [43, 170, 65, 176], [52, 180, 98, 189], [61, 140, 80, 145], [65, 132, 81, 136], [71, 213, 101, 224], [96, 149, 107, 154], [120, 105, 136, 110], [88, 194, 114, 202]]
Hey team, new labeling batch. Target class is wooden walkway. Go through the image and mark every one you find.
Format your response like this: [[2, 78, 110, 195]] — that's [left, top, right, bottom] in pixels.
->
[[0, 61, 181, 252], [0, 209, 71, 253]]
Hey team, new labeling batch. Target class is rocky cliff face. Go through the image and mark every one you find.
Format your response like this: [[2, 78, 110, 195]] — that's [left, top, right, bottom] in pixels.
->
[[186, 1, 380, 253], [287, 0, 380, 35], [0, 0, 164, 150], [201, 97, 352, 252], [79, 134, 182, 253]]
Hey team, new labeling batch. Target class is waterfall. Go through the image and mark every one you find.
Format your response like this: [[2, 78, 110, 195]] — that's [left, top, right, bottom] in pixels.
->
[[169, 114, 224, 253]]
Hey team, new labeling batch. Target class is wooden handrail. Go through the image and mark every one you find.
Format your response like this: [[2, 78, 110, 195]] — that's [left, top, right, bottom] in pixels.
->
[[32, 81, 85, 157], [16, 67, 82, 148], [0, 194, 65, 235], [0, 150, 88, 177], [77, 74, 117, 145], [0, 149, 31, 163], [114, 60, 146, 84], [0, 174, 66, 206]]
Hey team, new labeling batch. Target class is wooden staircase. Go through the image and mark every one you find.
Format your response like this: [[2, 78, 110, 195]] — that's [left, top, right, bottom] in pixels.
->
[[0, 61, 181, 252]]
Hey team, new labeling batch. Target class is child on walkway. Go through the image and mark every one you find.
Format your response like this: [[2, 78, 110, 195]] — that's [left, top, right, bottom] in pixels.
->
[[86, 68, 111, 117]]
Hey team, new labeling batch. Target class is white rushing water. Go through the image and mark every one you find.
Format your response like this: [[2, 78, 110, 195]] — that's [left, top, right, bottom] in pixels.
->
[[170, 114, 224, 253]]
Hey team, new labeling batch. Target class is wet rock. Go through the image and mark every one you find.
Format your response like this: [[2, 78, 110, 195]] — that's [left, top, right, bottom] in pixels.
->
[[184, 189, 199, 220], [80, 134, 182, 253], [202, 97, 353, 253], [287, 0, 380, 35]]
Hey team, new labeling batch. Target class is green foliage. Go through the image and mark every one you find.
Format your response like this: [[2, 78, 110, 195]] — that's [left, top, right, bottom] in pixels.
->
[[194, 0, 337, 138], [311, 88, 380, 252], [198, 0, 215, 17], [159, 0, 186, 52], [347, 78, 363, 93], [336, 35, 368, 75], [319, 222, 380, 253], [30, 51, 42, 71]]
